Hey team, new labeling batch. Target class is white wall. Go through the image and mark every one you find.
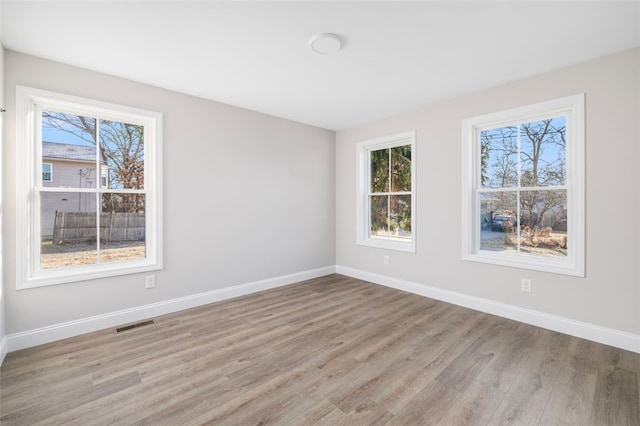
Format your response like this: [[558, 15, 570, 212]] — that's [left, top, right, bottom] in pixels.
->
[[3, 51, 336, 336], [336, 48, 640, 337]]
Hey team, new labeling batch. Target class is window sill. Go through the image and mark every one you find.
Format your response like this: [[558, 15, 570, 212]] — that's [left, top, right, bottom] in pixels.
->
[[19, 260, 162, 290], [357, 238, 416, 253], [463, 251, 583, 277]]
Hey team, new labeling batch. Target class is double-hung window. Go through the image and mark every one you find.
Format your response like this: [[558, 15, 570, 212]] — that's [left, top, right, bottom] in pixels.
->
[[16, 86, 163, 288], [462, 95, 585, 276], [356, 131, 416, 253]]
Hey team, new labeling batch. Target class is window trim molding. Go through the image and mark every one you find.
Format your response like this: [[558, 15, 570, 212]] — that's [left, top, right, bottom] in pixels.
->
[[461, 94, 585, 277], [16, 85, 163, 289], [356, 130, 416, 253]]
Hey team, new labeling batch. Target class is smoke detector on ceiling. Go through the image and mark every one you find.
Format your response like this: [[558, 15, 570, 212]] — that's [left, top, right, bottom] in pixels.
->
[[309, 33, 342, 54]]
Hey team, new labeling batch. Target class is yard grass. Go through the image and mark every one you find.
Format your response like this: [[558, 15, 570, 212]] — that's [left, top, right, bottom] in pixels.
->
[[481, 231, 568, 257], [40, 240, 145, 269]]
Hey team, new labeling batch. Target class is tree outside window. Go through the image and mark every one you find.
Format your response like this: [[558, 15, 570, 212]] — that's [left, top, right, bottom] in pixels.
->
[[369, 145, 412, 240], [480, 117, 568, 257]]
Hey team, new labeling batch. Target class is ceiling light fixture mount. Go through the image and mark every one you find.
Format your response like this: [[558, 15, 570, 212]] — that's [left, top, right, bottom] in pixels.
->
[[309, 33, 342, 55]]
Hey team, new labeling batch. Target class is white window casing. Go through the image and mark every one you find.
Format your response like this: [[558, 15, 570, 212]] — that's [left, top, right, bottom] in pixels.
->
[[16, 86, 163, 289], [356, 131, 416, 253], [461, 94, 585, 277]]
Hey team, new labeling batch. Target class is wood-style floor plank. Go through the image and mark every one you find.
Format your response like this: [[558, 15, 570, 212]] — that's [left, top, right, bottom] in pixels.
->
[[2, 274, 639, 425], [590, 366, 639, 425]]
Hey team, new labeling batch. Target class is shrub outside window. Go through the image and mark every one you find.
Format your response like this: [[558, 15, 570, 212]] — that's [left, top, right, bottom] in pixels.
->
[[462, 95, 585, 276]]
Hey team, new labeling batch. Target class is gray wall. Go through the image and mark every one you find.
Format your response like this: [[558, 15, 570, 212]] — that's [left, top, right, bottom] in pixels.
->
[[0, 41, 5, 359], [3, 50, 336, 334], [336, 48, 640, 335]]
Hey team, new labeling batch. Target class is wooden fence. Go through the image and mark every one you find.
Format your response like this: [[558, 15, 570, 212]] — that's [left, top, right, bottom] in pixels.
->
[[52, 211, 145, 244]]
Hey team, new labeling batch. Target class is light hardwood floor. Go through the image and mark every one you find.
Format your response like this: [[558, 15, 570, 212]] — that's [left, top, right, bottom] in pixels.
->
[[1, 274, 639, 425]]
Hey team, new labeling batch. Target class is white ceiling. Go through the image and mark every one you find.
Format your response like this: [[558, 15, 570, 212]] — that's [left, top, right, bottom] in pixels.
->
[[2, 1, 639, 131]]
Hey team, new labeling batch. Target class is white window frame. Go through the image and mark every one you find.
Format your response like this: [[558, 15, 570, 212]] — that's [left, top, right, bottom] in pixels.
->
[[16, 85, 163, 289], [356, 131, 416, 253], [461, 94, 585, 277], [42, 162, 53, 182]]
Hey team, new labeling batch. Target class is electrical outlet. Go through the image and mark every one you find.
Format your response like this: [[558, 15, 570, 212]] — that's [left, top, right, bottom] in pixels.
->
[[521, 278, 532, 293], [383, 255, 389, 265], [145, 275, 156, 289]]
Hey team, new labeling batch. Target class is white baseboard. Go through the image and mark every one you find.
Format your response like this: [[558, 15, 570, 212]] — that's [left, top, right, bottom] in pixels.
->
[[336, 265, 640, 354], [5, 265, 336, 353], [6, 265, 639, 356], [0, 336, 7, 365]]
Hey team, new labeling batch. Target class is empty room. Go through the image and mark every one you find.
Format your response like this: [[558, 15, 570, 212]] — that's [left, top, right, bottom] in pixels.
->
[[1, 1, 639, 424]]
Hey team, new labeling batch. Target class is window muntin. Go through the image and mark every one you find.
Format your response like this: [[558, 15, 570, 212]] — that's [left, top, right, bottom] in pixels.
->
[[462, 95, 584, 276], [16, 86, 162, 288], [357, 131, 416, 252]]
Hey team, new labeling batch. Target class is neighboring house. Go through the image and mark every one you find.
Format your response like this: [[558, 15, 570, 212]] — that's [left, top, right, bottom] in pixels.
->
[[41, 141, 108, 238]]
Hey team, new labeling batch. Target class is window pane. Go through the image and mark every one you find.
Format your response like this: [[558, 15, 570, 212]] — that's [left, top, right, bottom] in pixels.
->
[[41, 192, 98, 269], [520, 117, 566, 187], [99, 119, 145, 190], [370, 195, 389, 238], [42, 110, 98, 189], [390, 145, 411, 192], [42, 163, 52, 183], [390, 195, 411, 240], [481, 126, 517, 188], [519, 190, 567, 258], [480, 191, 518, 253], [100, 193, 146, 263], [370, 148, 389, 193]]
